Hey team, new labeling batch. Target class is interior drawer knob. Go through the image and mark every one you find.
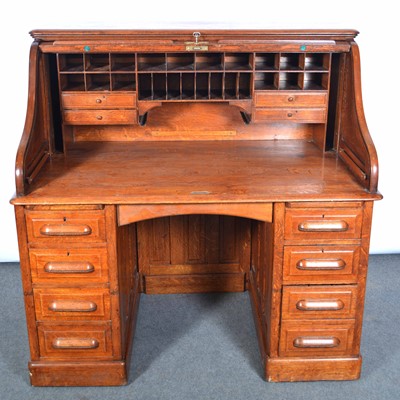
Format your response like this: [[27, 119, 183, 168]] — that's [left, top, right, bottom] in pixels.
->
[[287, 112, 293, 117], [96, 115, 103, 120], [293, 336, 340, 348], [296, 299, 344, 311], [96, 98, 102, 104], [288, 96, 294, 102]]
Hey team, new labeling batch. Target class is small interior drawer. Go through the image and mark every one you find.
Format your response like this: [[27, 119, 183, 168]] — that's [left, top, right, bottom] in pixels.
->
[[37, 323, 113, 359], [34, 288, 111, 321], [284, 207, 363, 241], [254, 108, 326, 123], [254, 92, 328, 108], [29, 247, 109, 284], [25, 209, 106, 243], [283, 245, 360, 284], [279, 319, 357, 357], [281, 285, 358, 320], [62, 92, 137, 109], [63, 109, 137, 125]]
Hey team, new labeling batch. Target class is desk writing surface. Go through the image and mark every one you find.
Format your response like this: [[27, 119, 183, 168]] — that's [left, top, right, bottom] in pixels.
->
[[13, 140, 379, 205]]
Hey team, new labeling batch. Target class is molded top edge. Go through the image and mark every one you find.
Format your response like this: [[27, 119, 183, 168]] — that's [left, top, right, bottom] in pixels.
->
[[29, 29, 359, 42]]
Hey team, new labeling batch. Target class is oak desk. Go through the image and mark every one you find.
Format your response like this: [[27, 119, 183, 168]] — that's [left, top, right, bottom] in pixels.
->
[[11, 29, 381, 386]]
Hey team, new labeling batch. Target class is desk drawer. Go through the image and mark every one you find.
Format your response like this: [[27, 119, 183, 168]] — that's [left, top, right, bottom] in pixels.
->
[[284, 207, 363, 241], [283, 245, 360, 284], [282, 285, 358, 320], [62, 92, 136, 109], [25, 209, 106, 244], [63, 109, 137, 125], [34, 288, 111, 321], [255, 92, 328, 108], [37, 323, 113, 359], [29, 247, 109, 284], [279, 320, 356, 357], [254, 108, 326, 123]]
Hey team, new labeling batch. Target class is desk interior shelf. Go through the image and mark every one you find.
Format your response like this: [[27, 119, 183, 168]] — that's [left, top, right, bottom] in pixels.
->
[[137, 52, 253, 101], [57, 52, 330, 98], [254, 52, 330, 90], [58, 53, 136, 91]]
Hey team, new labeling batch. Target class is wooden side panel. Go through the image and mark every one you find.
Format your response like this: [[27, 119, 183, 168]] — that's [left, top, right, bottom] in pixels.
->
[[16, 43, 51, 196], [266, 203, 285, 358], [14, 206, 40, 360], [351, 201, 374, 355], [117, 222, 140, 361], [137, 215, 251, 293], [249, 202, 285, 372], [250, 221, 266, 309], [337, 44, 379, 193], [248, 220, 269, 364], [104, 206, 122, 360]]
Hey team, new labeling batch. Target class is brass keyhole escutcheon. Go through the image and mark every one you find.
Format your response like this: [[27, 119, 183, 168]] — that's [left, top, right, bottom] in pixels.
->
[[193, 32, 201, 43]]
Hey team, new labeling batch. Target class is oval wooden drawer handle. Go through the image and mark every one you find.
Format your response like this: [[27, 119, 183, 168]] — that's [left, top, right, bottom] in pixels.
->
[[293, 336, 340, 348], [298, 220, 349, 232], [296, 258, 346, 271], [52, 338, 99, 350], [296, 299, 344, 311], [44, 261, 95, 274], [40, 224, 92, 236], [48, 300, 98, 313]]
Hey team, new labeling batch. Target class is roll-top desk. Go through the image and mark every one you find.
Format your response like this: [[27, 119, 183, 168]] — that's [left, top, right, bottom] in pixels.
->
[[11, 29, 382, 386]]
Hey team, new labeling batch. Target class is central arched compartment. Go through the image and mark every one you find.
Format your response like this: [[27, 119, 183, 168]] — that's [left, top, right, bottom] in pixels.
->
[[117, 204, 273, 295], [137, 214, 251, 294], [115, 208, 273, 383]]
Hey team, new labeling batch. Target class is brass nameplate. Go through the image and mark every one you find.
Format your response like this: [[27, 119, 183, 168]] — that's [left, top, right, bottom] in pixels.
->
[[185, 44, 209, 51]]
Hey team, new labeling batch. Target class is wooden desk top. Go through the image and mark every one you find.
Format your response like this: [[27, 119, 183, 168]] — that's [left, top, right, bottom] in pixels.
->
[[11, 140, 381, 205]]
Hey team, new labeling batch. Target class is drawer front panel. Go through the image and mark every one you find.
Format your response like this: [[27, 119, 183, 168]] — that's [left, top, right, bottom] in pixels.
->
[[254, 108, 326, 123], [26, 210, 106, 243], [284, 207, 363, 240], [283, 245, 360, 283], [62, 92, 136, 109], [63, 109, 137, 125], [255, 92, 328, 108], [279, 320, 356, 357], [29, 247, 109, 284], [37, 324, 113, 359], [282, 285, 358, 319], [34, 288, 110, 321]]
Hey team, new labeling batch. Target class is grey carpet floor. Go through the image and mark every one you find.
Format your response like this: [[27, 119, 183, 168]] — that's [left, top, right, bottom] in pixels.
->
[[0, 254, 399, 400]]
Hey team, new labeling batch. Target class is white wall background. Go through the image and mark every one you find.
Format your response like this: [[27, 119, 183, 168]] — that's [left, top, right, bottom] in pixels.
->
[[0, 0, 398, 262]]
